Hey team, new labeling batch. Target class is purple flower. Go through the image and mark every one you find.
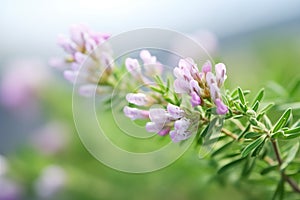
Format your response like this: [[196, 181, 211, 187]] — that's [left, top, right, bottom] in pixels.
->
[[206, 72, 221, 101], [215, 98, 228, 115], [202, 60, 212, 74], [167, 103, 184, 119], [126, 93, 149, 106], [174, 79, 190, 93], [215, 63, 227, 87], [146, 108, 169, 133], [53, 25, 112, 97], [149, 108, 170, 124], [123, 106, 149, 120], [190, 91, 201, 107], [189, 79, 201, 94], [125, 58, 142, 80], [169, 117, 192, 142], [157, 127, 171, 136], [139, 50, 163, 76]]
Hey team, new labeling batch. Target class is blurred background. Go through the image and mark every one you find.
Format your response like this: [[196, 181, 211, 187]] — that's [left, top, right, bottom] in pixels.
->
[[0, 0, 300, 199]]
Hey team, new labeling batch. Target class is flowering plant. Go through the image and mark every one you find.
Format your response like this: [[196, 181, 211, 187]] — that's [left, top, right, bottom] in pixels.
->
[[53, 25, 300, 199]]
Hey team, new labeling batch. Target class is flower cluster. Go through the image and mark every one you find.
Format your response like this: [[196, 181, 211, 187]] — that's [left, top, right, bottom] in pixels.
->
[[173, 58, 228, 114], [51, 24, 113, 96], [123, 56, 228, 143], [125, 50, 163, 84]]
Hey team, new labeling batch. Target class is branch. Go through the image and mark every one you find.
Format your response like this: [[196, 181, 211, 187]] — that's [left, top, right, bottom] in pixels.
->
[[271, 139, 300, 193]]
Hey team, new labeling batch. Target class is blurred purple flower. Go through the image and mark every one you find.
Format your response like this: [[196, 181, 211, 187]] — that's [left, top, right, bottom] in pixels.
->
[[31, 122, 70, 155], [0, 178, 22, 200], [0, 59, 50, 110], [52, 24, 113, 96], [34, 165, 66, 198]]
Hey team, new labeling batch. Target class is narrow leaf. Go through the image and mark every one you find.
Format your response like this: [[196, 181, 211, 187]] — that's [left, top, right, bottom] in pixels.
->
[[244, 132, 261, 139], [211, 140, 234, 157], [252, 88, 265, 106], [251, 138, 266, 157], [241, 157, 256, 178], [238, 87, 246, 105], [252, 101, 260, 112], [272, 108, 292, 133], [218, 157, 246, 174], [241, 136, 265, 157], [272, 178, 284, 200], [259, 102, 274, 114], [260, 165, 277, 175], [284, 126, 300, 134], [280, 142, 299, 170], [284, 132, 300, 140]]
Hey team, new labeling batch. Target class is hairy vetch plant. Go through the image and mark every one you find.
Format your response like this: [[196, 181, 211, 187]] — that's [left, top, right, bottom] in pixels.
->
[[52, 25, 300, 199]]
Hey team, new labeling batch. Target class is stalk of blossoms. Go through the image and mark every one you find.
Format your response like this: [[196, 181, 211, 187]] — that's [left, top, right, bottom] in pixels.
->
[[51, 24, 115, 96], [173, 58, 228, 115]]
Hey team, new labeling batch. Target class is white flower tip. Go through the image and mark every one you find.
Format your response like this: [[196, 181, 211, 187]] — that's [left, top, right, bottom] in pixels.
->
[[63, 70, 78, 83], [140, 50, 151, 60]]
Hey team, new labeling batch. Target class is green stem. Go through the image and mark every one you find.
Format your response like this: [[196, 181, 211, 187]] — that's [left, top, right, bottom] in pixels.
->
[[270, 139, 300, 193]]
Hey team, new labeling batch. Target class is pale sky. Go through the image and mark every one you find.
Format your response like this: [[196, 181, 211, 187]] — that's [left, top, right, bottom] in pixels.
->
[[1, 0, 300, 58]]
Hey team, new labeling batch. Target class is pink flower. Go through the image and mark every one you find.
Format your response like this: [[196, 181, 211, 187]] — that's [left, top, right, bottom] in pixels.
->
[[202, 60, 212, 74], [169, 117, 192, 142], [174, 79, 190, 93], [215, 63, 227, 87], [53, 24, 112, 96], [149, 108, 170, 124], [215, 98, 228, 115], [125, 58, 142, 80], [157, 127, 171, 136], [167, 103, 184, 119], [126, 93, 149, 106], [190, 91, 201, 107], [123, 106, 149, 120], [139, 50, 163, 76]]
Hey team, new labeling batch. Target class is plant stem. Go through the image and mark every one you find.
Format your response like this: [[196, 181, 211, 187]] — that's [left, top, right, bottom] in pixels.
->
[[221, 128, 238, 140], [270, 139, 300, 193]]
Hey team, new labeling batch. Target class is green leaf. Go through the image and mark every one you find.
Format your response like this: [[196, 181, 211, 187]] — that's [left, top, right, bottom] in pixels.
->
[[241, 157, 256, 178], [217, 157, 246, 174], [272, 108, 292, 133], [238, 124, 251, 140], [284, 126, 300, 135], [259, 102, 274, 114], [252, 88, 265, 106], [241, 136, 265, 157], [280, 142, 299, 170], [149, 86, 163, 93], [244, 132, 261, 139], [263, 115, 273, 129], [251, 138, 266, 157], [211, 140, 234, 157], [284, 132, 300, 140], [252, 101, 260, 112], [272, 178, 284, 200], [238, 87, 246, 105], [260, 165, 277, 175]]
